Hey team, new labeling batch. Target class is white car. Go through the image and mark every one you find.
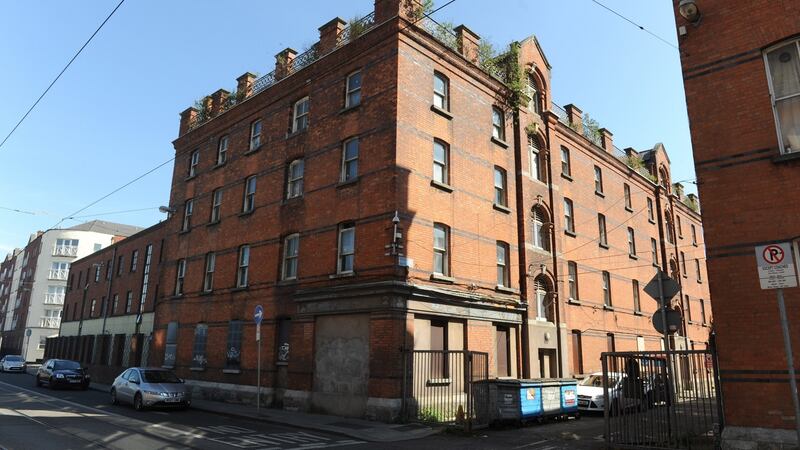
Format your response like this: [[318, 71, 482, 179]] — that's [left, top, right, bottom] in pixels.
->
[[577, 372, 646, 414], [0, 355, 26, 373]]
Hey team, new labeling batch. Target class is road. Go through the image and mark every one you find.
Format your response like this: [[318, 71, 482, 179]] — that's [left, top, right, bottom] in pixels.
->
[[0, 372, 605, 450]]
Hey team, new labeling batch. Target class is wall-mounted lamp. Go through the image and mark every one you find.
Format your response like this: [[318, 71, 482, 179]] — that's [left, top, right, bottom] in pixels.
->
[[678, 0, 701, 25]]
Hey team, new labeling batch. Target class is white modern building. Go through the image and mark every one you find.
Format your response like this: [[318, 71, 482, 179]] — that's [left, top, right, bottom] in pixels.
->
[[0, 221, 142, 361]]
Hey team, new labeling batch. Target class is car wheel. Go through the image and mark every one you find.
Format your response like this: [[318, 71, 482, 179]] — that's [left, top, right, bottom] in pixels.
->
[[133, 393, 144, 411], [110, 388, 119, 405]]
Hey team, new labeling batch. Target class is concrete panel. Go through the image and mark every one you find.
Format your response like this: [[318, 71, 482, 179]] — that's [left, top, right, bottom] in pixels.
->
[[448, 321, 464, 351], [312, 314, 370, 417], [413, 318, 431, 350]]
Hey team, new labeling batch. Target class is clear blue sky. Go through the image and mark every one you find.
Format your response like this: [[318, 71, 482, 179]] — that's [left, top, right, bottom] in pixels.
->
[[0, 0, 692, 255]]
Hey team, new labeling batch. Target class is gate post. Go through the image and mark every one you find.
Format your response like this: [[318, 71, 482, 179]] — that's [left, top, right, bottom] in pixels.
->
[[602, 353, 611, 449], [401, 349, 408, 423], [466, 351, 473, 433]]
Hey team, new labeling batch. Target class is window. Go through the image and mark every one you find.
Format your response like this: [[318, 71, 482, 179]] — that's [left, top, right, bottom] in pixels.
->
[[429, 321, 448, 378], [125, 291, 133, 314], [700, 299, 707, 325], [337, 224, 355, 274], [567, 261, 578, 301], [292, 97, 309, 132], [90, 299, 97, 317], [696, 259, 702, 282], [627, 227, 636, 256], [532, 207, 550, 252], [175, 259, 186, 296], [598, 214, 608, 247], [691, 224, 698, 245], [651, 238, 659, 266], [433, 140, 449, 185], [189, 150, 199, 177], [140, 244, 153, 311], [607, 333, 616, 353], [131, 250, 139, 272], [225, 321, 243, 371], [602, 271, 612, 307], [571, 331, 583, 375], [345, 70, 362, 108], [624, 184, 632, 210], [647, 198, 655, 222], [529, 136, 543, 181], [686, 295, 693, 322], [433, 224, 449, 276], [243, 176, 256, 213], [594, 166, 603, 194], [237, 245, 250, 287], [53, 238, 78, 256], [117, 255, 124, 276], [341, 138, 359, 182], [764, 40, 800, 154], [526, 75, 541, 113], [534, 277, 551, 321], [494, 167, 507, 207], [496, 241, 510, 287], [561, 146, 571, 177], [249, 120, 262, 151], [217, 135, 228, 165], [106, 260, 112, 280], [433, 72, 449, 110], [286, 160, 304, 199], [203, 253, 215, 292], [633, 280, 641, 313], [282, 234, 299, 280], [163, 322, 178, 368], [191, 324, 208, 370], [681, 252, 687, 277], [677, 216, 683, 238], [210, 189, 223, 222], [492, 107, 505, 140], [95, 264, 101, 282], [182, 199, 193, 231], [666, 215, 675, 244], [564, 198, 575, 234], [496, 325, 511, 377], [112, 294, 119, 315], [277, 318, 291, 363]]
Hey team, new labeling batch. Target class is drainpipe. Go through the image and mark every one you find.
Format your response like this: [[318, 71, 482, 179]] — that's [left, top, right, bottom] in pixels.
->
[[512, 107, 530, 379], [100, 247, 116, 336], [544, 115, 563, 378]]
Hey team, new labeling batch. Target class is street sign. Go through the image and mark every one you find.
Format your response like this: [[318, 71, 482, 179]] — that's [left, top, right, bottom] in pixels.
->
[[644, 270, 680, 303], [25, 329, 31, 337], [254, 305, 264, 325], [652, 309, 683, 335], [755, 243, 798, 289]]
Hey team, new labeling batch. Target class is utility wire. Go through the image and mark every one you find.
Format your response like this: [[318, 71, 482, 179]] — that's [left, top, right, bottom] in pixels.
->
[[0, 0, 125, 151], [67, 207, 161, 220], [590, 0, 678, 51], [0, 206, 37, 215]]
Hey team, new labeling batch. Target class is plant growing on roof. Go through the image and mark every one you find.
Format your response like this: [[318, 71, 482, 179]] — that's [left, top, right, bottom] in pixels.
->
[[348, 15, 369, 41], [410, 0, 434, 21]]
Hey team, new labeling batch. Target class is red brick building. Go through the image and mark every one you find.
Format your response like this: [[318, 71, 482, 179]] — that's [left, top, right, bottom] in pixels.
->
[[674, 0, 800, 446], [50, 0, 712, 422]]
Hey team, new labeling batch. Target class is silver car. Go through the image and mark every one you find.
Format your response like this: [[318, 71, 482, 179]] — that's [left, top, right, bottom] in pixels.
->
[[110, 367, 191, 410], [0, 355, 26, 373]]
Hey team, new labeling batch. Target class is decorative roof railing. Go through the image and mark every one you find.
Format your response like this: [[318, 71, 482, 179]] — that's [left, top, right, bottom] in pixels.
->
[[336, 13, 376, 48]]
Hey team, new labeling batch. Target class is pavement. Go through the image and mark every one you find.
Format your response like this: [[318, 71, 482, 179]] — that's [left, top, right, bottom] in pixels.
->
[[87, 380, 440, 443]]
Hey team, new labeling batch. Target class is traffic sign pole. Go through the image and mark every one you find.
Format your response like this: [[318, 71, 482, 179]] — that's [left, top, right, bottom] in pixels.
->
[[256, 322, 261, 415], [656, 271, 675, 444]]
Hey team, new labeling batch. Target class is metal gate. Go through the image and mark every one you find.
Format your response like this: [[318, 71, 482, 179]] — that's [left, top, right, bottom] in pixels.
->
[[601, 350, 723, 449], [401, 350, 490, 431]]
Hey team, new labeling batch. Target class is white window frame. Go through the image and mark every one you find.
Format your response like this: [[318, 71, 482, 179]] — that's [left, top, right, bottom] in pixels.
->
[[594, 166, 603, 194], [598, 214, 608, 247], [568, 261, 578, 301], [564, 198, 574, 233], [529, 136, 542, 181], [243, 176, 256, 212], [337, 225, 355, 274], [494, 167, 507, 206], [628, 227, 636, 256], [624, 183, 632, 210], [292, 97, 310, 133], [189, 150, 199, 177], [286, 160, 304, 199], [341, 138, 359, 182], [249, 120, 262, 151], [764, 38, 800, 154], [535, 280, 548, 321], [237, 246, 250, 287], [433, 140, 448, 185], [433, 72, 449, 111], [492, 107, 505, 140], [647, 198, 655, 222], [175, 259, 186, 296], [602, 271, 612, 307], [210, 189, 222, 222], [561, 146, 571, 176], [345, 71, 362, 108], [496, 241, 509, 288], [182, 199, 193, 231], [217, 135, 228, 165], [433, 223, 449, 276], [203, 253, 215, 292], [651, 238, 659, 266], [282, 234, 300, 280]]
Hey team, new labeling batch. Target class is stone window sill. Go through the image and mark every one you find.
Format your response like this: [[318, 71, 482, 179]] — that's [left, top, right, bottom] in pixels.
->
[[340, 103, 361, 115], [232, 286, 249, 292], [634, 310, 644, 316], [567, 298, 581, 305], [212, 161, 227, 171], [207, 220, 220, 228], [286, 128, 308, 140], [625, 206, 634, 213], [329, 272, 355, 279], [222, 369, 241, 374], [493, 203, 511, 214], [629, 254, 638, 260], [595, 190, 605, 198], [561, 173, 573, 182], [603, 305, 615, 311], [277, 279, 298, 286], [649, 219, 657, 224], [337, 178, 359, 189], [244, 145, 262, 155], [491, 136, 509, 149], [239, 210, 254, 218], [431, 180, 453, 192], [599, 242, 609, 250], [185, 175, 196, 182], [179, 229, 190, 235], [565, 230, 577, 238], [773, 150, 800, 164], [495, 285, 519, 295], [430, 273, 455, 284], [430, 104, 453, 120]]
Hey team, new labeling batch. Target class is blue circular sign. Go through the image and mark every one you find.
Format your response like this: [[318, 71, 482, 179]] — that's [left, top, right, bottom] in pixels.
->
[[254, 305, 264, 325]]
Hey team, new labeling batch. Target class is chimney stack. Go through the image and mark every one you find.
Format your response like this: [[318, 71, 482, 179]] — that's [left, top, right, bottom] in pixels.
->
[[564, 104, 583, 134], [236, 72, 257, 100], [374, 0, 419, 23], [275, 48, 297, 80], [179, 107, 198, 136], [319, 17, 346, 54], [599, 128, 613, 153], [210, 89, 230, 117], [455, 25, 480, 64]]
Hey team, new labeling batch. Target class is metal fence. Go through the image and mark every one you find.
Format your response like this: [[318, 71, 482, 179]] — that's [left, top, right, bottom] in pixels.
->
[[601, 350, 722, 449], [402, 350, 490, 431]]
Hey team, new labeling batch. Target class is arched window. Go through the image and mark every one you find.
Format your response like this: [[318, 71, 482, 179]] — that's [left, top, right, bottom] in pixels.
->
[[528, 136, 545, 182], [659, 167, 670, 189], [532, 206, 551, 252], [665, 213, 676, 244], [526, 75, 542, 114], [534, 277, 554, 322]]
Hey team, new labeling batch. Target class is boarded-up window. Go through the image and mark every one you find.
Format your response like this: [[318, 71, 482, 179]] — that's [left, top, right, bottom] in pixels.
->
[[496, 326, 510, 377], [571, 330, 583, 375], [430, 321, 446, 379], [163, 322, 178, 368]]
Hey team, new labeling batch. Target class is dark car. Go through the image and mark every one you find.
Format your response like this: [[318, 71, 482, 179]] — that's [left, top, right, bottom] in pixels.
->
[[36, 359, 90, 390]]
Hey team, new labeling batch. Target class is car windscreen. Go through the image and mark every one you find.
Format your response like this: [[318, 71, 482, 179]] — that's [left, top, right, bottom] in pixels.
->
[[53, 360, 81, 371], [579, 374, 618, 387], [5, 356, 23, 362], [142, 370, 181, 384]]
